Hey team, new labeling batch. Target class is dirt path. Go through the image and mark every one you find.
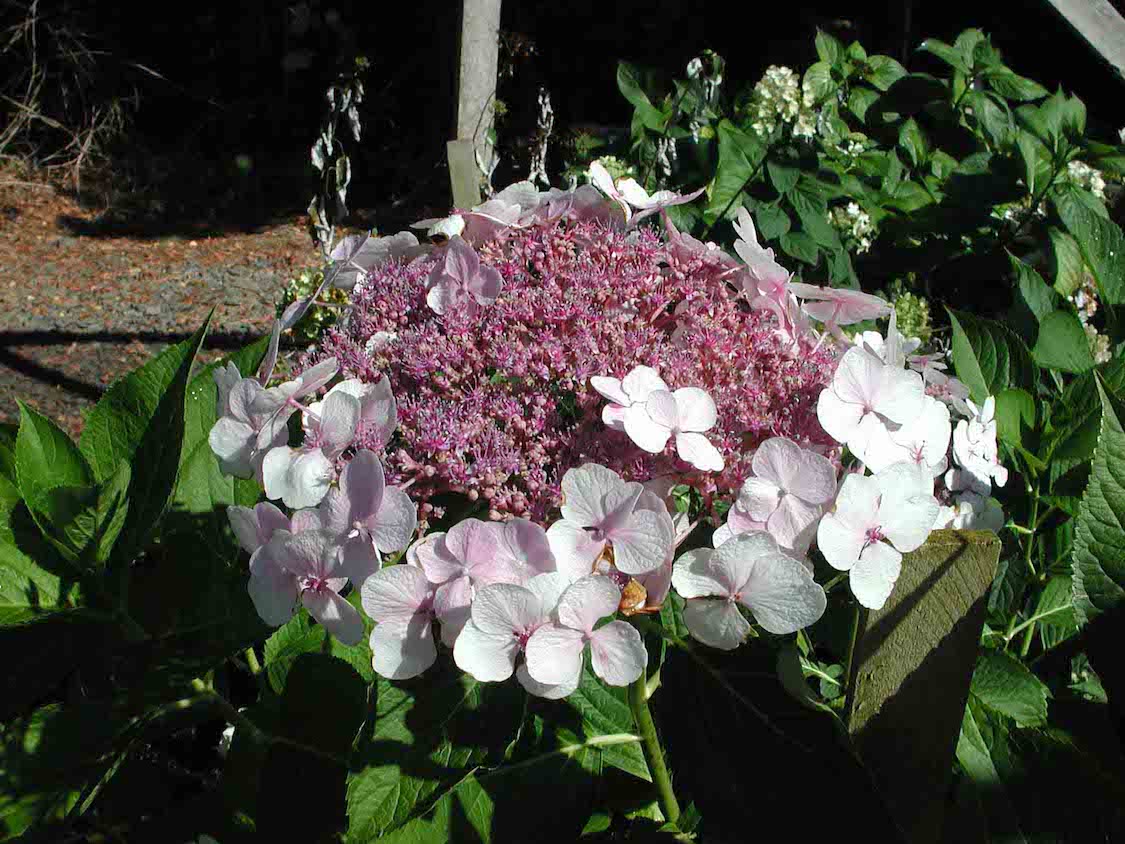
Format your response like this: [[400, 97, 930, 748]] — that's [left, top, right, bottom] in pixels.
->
[[0, 184, 315, 435]]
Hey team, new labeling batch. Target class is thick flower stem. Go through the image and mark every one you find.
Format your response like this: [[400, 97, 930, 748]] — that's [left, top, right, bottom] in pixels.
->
[[628, 674, 681, 828]]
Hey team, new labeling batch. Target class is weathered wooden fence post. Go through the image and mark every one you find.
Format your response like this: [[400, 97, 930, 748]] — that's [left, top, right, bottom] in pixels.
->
[[449, 0, 502, 209], [845, 529, 1001, 844], [1045, 0, 1125, 85]]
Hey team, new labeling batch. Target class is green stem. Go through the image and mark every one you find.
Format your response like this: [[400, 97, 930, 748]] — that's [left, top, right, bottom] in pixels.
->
[[701, 155, 768, 240], [244, 647, 262, 676], [844, 600, 863, 695], [628, 675, 681, 828]]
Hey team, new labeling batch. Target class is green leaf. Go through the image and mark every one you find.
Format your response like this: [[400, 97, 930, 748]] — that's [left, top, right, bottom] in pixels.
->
[[847, 87, 880, 122], [257, 653, 368, 841], [918, 38, 969, 73], [703, 120, 765, 224], [754, 203, 790, 240], [14, 402, 92, 510], [1016, 130, 1050, 196], [100, 317, 211, 571], [802, 61, 834, 102], [994, 388, 1036, 447], [947, 308, 1039, 403], [814, 28, 845, 67], [29, 462, 131, 567], [616, 63, 666, 133], [263, 605, 373, 693], [898, 118, 929, 168], [954, 703, 1029, 841], [1048, 227, 1087, 297], [1034, 575, 1079, 650], [1041, 357, 1125, 468], [970, 651, 1049, 727], [984, 68, 1048, 101], [766, 159, 799, 195], [779, 231, 819, 265], [1032, 310, 1096, 373], [1056, 193, 1125, 305], [1008, 253, 1059, 345], [863, 55, 907, 91], [565, 667, 649, 782], [1072, 377, 1125, 621], [344, 660, 525, 842]]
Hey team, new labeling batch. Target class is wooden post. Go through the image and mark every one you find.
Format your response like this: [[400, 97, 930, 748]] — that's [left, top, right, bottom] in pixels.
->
[[845, 529, 1001, 844], [451, 0, 502, 209], [1045, 0, 1125, 84]]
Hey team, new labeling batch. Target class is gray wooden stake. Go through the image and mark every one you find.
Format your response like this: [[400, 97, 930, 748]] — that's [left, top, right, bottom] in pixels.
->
[[1046, 0, 1125, 84], [845, 529, 1001, 844], [451, 0, 502, 209]]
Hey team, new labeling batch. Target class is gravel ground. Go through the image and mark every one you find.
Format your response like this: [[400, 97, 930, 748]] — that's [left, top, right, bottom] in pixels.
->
[[1, 184, 316, 435]]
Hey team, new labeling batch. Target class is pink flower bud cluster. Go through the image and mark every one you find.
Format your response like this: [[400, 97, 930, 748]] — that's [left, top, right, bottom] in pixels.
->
[[300, 217, 839, 522]]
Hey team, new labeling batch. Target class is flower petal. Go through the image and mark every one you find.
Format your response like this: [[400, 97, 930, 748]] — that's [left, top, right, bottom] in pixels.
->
[[590, 376, 629, 406], [559, 463, 621, 527], [370, 486, 418, 554], [621, 366, 669, 402], [317, 391, 361, 455], [524, 624, 586, 685], [739, 552, 827, 634], [248, 545, 299, 626], [850, 541, 902, 610], [339, 450, 386, 523], [453, 619, 519, 682], [555, 575, 621, 633], [370, 616, 437, 680], [360, 564, 432, 625], [589, 621, 647, 686], [303, 589, 364, 645], [816, 388, 865, 448], [470, 583, 540, 638], [516, 662, 580, 699], [610, 508, 673, 575], [546, 520, 605, 582], [738, 477, 782, 522], [682, 599, 751, 650], [815, 511, 865, 572], [672, 387, 717, 432], [766, 495, 823, 554], [675, 431, 724, 471], [339, 535, 381, 586], [671, 548, 726, 598], [623, 403, 672, 454]]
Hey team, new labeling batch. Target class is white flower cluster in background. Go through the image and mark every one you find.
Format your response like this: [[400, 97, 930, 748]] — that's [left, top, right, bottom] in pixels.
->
[[828, 202, 875, 254], [1066, 160, 1107, 201], [1070, 273, 1112, 364], [747, 65, 817, 138]]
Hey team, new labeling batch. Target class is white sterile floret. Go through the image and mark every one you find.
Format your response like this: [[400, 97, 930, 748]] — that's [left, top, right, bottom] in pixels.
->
[[736, 437, 836, 553], [672, 531, 826, 649], [816, 345, 925, 465], [453, 573, 577, 698], [863, 395, 952, 477], [816, 463, 939, 610], [948, 396, 1008, 494], [623, 386, 725, 472], [590, 365, 668, 431], [524, 575, 647, 687], [546, 464, 674, 579]]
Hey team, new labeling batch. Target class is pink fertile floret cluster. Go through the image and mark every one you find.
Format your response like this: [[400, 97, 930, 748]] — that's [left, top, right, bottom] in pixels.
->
[[299, 217, 838, 523]]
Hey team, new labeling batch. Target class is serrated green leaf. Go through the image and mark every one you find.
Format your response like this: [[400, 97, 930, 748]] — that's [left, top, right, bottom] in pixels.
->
[[779, 231, 819, 265], [898, 118, 929, 167], [984, 68, 1048, 101], [1034, 575, 1078, 650], [766, 159, 799, 195], [970, 651, 1049, 727], [863, 55, 907, 91], [1032, 310, 1096, 373], [1056, 193, 1125, 305], [753, 203, 790, 240], [344, 659, 524, 842], [28, 461, 131, 567], [704, 120, 765, 224], [1048, 226, 1086, 297], [263, 605, 373, 693], [1008, 253, 1059, 344], [14, 402, 91, 511], [918, 38, 969, 73], [1072, 378, 1125, 621], [995, 388, 1035, 447], [947, 308, 1039, 403], [802, 61, 834, 102], [814, 29, 844, 67], [616, 62, 666, 133]]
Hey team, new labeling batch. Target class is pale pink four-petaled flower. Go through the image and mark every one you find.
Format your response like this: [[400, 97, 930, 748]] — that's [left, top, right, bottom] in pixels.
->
[[588, 162, 704, 226], [453, 573, 577, 698], [545, 463, 674, 580], [424, 235, 503, 316], [816, 463, 939, 610], [736, 437, 836, 554], [672, 531, 826, 649], [524, 575, 647, 688]]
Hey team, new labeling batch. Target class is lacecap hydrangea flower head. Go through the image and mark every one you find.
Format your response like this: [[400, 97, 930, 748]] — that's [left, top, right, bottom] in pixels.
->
[[208, 171, 1001, 702]]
